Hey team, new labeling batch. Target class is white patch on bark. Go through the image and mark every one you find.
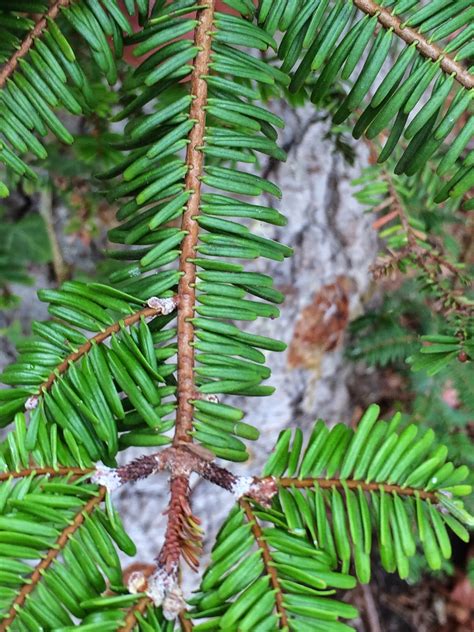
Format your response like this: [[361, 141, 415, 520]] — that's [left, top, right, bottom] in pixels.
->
[[230, 476, 255, 499], [202, 394, 219, 403], [91, 466, 122, 492], [163, 585, 185, 621], [140, 565, 184, 619], [147, 296, 177, 314], [25, 395, 39, 410], [127, 571, 147, 595]]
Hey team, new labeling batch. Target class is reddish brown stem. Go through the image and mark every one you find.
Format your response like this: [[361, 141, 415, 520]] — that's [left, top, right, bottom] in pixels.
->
[[157, 475, 201, 574], [96, 446, 440, 503], [278, 477, 437, 501], [119, 597, 153, 632], [179, 612, 194, 632], [383, 173, 415, 245], [175, 0, 215, 445], [0, 487, 106, 632], [36, 304, 172, 397], [240, 500, 289, 629], [0, 0, 73, 90], [0, 466, 92, 481], [353, 0, 473, 89], [149, 0, 216, 595]]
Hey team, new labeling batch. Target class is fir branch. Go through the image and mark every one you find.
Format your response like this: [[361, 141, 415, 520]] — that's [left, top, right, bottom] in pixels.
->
[[277, 478, 437, 501], [120, 596, 153, 632], [0, 0, 73, 90], [0, 465, 92, 481], [94, 446, 438, 504], [353, 0, 474, 89], [26, 298, 177, 406], [369, 170, 473, 317], [240, 499, 289, 629], [142, 0, 217, 602], [349, 326, 418, 366], [0, 487, 106, 632], [176, 0, 216, 445]]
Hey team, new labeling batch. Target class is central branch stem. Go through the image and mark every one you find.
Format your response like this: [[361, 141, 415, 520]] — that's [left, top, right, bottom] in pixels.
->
[[149, 3, 216, 588], [176, 0, 215, 445]]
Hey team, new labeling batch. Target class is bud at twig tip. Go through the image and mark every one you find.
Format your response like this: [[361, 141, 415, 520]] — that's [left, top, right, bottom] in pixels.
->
[[147, 296, 177, 315], [25, 395, 39, 411]]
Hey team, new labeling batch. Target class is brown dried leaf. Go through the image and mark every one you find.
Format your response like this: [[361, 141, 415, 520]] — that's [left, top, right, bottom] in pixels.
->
[[288, 276, 350, 369]]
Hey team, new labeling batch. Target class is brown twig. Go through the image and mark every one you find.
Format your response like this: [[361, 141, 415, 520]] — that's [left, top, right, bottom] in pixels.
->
[[0, 465, 92, 481], [0, 487, 106, 632], [384, 174, 415, 246], [119, 596, 153, 632], [175, 0, 215, 445], [353, 0, 473, 90], [95, 445, 439, 503], [34, 302, 175, 398], [414, 255, 474, 317], [278, 477, 437, 501], [0, 0, 72, 90], [240, 500, 289, 629], [179, 611, 194, 631]]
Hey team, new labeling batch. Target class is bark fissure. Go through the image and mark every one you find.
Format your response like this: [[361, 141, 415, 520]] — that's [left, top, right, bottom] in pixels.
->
[[353, 0, 474, 89], [0, 488, 106, 632], [176, 0, 215, 445], [0, 0, 73, 90], [240, 499, 289, 629]]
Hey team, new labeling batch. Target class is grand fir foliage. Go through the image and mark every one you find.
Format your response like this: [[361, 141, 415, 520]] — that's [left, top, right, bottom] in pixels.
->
[[0, 0, 472, 630]]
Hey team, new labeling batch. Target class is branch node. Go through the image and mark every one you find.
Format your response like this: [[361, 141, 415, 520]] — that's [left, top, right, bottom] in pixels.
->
[[25, 395, 39, 411], [146, 296, 178, 315], [129, 566, 185, 621], [230, 475, 255, 499], [127, 571, 148, 595], [201, 393, 219, 403], [91, 466, 123, 493], [239, 476, 278, 508]]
